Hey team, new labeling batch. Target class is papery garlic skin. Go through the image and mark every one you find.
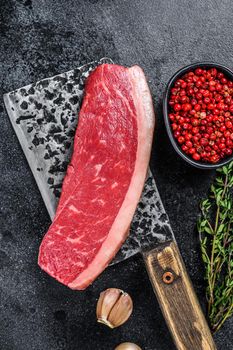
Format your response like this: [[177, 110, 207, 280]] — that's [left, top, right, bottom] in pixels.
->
[[115, 342, 142, 350], [96, 288, 133, 328], [96, 288, 122, 324]]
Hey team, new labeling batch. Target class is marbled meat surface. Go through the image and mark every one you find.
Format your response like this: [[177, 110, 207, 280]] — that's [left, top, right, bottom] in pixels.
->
[[38, 64, 155, 289]]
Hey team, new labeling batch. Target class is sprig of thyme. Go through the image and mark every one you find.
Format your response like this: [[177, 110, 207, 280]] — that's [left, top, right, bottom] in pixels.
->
[[197, 161, 233, 333]]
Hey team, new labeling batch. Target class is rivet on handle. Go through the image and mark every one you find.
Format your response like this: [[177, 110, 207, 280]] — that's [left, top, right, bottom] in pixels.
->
[[162, 271, 174, 284]]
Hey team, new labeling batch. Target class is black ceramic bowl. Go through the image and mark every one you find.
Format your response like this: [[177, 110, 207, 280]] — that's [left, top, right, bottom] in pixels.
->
[[163, 62, 233, 169]]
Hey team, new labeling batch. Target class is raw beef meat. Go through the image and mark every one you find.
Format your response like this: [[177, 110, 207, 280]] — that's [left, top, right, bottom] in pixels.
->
[[38, 64, 155, 290]]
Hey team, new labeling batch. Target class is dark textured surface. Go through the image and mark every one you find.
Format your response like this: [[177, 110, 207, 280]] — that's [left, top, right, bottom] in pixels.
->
[[0, 1, 232, 349]]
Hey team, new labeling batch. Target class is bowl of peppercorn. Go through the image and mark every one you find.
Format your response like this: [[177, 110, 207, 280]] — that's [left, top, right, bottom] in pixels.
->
[[163, 62, 233, 169]]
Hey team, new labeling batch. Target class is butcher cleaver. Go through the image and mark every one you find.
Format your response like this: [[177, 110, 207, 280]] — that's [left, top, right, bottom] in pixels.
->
[[4, 58, 216, 350]]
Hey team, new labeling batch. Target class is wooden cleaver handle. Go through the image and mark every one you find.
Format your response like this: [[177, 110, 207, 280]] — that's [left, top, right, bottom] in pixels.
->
[[143, 241, 216, 350]]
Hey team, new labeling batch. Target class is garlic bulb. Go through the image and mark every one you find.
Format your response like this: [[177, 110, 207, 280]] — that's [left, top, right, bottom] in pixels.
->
[[96, 288, 133, 328], [115, 342, 142, 350]]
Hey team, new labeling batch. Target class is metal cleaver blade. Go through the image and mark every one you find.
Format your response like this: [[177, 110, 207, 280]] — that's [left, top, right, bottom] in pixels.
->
[[3, 57, 170, 265]]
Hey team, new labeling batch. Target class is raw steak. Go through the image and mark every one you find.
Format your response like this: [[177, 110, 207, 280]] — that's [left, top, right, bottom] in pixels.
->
[[38, 64, 155, 290]]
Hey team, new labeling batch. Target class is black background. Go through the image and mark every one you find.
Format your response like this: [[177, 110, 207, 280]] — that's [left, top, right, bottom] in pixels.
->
[[0, 1, 232, 349]]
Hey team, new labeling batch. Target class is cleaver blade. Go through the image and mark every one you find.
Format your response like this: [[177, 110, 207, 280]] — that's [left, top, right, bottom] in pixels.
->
[[3, 57, 171, 265]]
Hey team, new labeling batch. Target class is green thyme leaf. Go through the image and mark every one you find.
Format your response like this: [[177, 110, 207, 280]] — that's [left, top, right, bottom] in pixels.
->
[[197, 161, 233, 333]]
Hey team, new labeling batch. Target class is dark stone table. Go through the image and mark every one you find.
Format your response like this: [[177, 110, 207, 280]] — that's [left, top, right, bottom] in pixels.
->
[[0, 1, 232, 349]]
